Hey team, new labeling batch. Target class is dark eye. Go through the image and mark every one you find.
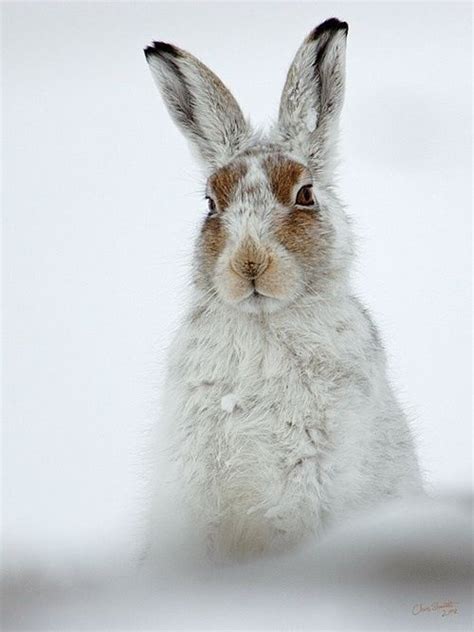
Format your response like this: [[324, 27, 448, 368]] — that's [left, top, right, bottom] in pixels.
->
[[206, 196, 217, 216], [295, 185, 315, 207]]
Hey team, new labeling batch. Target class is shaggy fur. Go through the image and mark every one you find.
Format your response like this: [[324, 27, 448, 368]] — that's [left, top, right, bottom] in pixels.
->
[[144, 18, 423, 559]]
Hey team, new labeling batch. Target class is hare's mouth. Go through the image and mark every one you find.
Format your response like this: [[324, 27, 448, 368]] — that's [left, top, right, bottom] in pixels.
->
[[251, 288, 269, 299], [215, 259, 299, 314], [246, 287, 276, 302], [237, 290, 286, 314]]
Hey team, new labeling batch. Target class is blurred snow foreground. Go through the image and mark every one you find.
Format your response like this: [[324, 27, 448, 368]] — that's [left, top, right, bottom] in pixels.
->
[[3, 493, 472, 631]]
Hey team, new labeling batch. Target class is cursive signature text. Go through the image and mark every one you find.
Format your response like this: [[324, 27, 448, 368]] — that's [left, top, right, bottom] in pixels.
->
[[412, 600, 458, 617]]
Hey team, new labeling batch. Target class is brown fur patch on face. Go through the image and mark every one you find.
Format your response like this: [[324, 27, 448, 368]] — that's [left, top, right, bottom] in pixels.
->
[[200, 215, 226, 272], [197, 161, 247, 286], [275, 208, 318, 259], [264, 155, 320, 261], [208, 161, 247, 210], [263, 155, 307, 207]]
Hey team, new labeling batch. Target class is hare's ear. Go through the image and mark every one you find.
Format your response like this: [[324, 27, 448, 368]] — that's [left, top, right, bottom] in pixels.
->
[[145, 42, 251, 169], [277, 18, 348, 181]]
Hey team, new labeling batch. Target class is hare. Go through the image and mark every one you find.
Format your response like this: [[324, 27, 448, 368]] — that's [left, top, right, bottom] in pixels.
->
[[144, 18, 423, 559]]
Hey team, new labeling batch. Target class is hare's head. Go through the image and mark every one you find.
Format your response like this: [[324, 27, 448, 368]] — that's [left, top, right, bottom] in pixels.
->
[[145, 18, 352, 314]]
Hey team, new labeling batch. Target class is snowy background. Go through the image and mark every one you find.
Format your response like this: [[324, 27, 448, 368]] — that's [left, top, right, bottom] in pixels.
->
[[2, 2, 472, 630]]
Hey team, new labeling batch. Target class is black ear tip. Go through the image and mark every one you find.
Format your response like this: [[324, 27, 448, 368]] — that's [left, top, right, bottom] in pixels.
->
[[144, 41, 179, 60], [310, 18, 349, 40]]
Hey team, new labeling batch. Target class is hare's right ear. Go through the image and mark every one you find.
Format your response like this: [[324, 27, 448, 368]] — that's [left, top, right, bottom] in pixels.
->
[[145, 42, 251, 170], [276, 18, 348, 182]]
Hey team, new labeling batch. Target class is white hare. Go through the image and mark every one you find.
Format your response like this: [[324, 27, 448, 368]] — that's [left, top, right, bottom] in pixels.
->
[[144, 18, 423, 559]]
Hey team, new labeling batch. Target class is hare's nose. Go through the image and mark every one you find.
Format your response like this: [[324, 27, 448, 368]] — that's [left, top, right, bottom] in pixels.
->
[[243, 259, 269, 279], [230, 241, 270, 280], [231, 257, 270, 280]]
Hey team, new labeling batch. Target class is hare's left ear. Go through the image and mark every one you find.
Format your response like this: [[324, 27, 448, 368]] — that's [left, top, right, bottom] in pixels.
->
[[145, 42, 251, 170], [276, 18, 348, 181]]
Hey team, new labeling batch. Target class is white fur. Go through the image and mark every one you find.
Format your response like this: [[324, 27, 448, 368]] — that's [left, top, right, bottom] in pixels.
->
[[161, 287, 423, 559], [145, 19, 423, 560]]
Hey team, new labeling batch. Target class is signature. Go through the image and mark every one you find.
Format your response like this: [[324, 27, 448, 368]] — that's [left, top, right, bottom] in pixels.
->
[[412, 600, 459, 617]]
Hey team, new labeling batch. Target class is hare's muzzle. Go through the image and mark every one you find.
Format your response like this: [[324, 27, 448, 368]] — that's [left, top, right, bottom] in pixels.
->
[[230, 239, 270, 281]]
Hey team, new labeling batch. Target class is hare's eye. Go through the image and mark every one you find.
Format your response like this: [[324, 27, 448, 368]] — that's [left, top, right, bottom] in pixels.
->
[[206, 196, 217, 216], [295, 185, 315, 207]]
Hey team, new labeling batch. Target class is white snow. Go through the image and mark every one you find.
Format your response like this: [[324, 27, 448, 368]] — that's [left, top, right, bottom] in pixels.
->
[[3, 494, 472, 630], [221, 392, 238, 413]]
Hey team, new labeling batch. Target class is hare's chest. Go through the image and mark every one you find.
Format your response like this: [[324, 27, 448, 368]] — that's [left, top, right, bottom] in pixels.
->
[[178, 328, 334, 459], [174, 330, 337, 534]]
